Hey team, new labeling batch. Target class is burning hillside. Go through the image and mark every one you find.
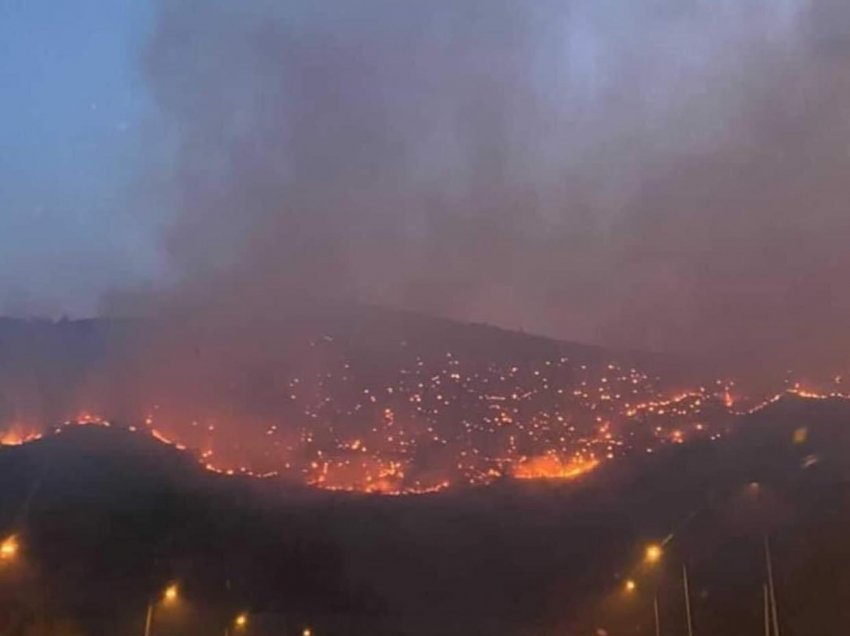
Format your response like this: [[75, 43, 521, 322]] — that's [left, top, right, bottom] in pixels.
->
[[2, 315, 845, 495], [3, 377, 850, 636], [0, 313, 722, 493]]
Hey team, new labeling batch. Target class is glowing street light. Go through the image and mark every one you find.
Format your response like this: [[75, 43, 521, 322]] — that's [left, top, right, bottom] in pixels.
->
[[0, 535, 19, 561], [234, 613, 248, 629], [144, 583, 180, 636], [302, 628, 313, 636], [163, 584, 179, 604], [645, 544, 663, 564], [624, 579, 637, 593]]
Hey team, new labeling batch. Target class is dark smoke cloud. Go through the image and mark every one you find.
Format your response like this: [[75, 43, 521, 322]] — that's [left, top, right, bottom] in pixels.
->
[[124, 0, 850, 374]]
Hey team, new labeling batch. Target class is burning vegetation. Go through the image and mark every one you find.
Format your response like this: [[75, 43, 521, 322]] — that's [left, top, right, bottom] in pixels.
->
[[3, 318, 846, 496]]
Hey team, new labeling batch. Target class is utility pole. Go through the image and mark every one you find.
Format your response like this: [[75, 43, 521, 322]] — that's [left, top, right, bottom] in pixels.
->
[[682, 564, 694, 636], [143, 600, 154, 636], [765, 536, 781, 636], [764, 584, 771, 636], [653, 592, 661, 636]]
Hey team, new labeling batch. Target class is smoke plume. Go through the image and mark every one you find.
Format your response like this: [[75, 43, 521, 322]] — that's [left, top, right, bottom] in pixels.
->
[[123, 0, 850, 374]]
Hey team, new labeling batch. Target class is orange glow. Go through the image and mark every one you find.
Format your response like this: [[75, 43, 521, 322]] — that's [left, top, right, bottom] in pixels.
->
[[5, 362, 850, 496], [150, 428, 175, 445], [0, 426, 40, 446], [163, 584, 179, 603], [513, 454, 599, 480], [235, 614, 248, 628], [0, 535, 19, 561], [624, 579, 636, 593], [645, 544, 662, 564], [75, 412, 103, 424]]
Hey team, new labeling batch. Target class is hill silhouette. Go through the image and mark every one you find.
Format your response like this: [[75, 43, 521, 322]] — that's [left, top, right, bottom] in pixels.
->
[[0, 394, 849, 634]]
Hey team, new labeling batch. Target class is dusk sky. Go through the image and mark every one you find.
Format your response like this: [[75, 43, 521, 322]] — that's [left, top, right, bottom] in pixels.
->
[[4, 0, 850, 370], [0, 0, 161, 316]]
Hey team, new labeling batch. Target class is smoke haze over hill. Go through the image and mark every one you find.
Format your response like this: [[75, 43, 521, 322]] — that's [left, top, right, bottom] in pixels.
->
[[95, 0, 850, 376]]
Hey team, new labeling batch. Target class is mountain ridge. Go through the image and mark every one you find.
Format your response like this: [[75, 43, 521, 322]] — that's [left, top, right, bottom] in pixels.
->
[[1, 393, 850, 634]]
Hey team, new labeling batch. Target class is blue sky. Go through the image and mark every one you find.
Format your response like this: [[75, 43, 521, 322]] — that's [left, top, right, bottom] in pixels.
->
[[0, 0, 162, 316]]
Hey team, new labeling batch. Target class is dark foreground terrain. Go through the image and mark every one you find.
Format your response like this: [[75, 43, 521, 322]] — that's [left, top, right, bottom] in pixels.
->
[[0, 394, 848, 635]]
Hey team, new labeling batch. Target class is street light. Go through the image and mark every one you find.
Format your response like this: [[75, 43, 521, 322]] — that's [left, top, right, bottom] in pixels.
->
[[303, 627, 313, 636], [144, 583, 180, 636], [224, 612, 249, 636], [163, 584, 179, 604], [645, 544, 663, 564], [0, 535, 19, 562], [624, 579, 637, 593]]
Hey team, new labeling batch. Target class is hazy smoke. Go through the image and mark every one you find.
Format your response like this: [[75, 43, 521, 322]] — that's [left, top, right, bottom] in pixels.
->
[[130, 0, 850, 373]]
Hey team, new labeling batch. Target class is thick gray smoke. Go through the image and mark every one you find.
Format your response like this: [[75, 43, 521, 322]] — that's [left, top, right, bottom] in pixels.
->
[[131, 0, 850, 373]]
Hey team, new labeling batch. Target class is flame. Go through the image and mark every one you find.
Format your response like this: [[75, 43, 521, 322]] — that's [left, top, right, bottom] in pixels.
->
[[5, 350, 850, 496], [6, 377, 847, 495], [0, 426, 41, 446], [513, 454, 599, 480]]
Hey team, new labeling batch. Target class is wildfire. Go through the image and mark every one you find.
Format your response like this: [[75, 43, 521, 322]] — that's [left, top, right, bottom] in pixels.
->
[[4, 342, 850, 496], [513, 454, 600, 480], [0, 426, 40, 446]]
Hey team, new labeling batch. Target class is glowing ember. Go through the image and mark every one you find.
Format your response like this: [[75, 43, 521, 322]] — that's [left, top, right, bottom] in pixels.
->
[[3, 344, 850, 496]]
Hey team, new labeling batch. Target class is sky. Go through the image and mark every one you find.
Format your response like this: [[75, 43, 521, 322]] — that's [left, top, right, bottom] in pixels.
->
[[0, 0, 162, 316], [4, 0, 850, 372]]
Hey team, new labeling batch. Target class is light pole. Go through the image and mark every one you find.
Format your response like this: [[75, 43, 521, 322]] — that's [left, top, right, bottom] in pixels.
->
[[643, 542, 663, 636], [764, 536, 780, 636], [763, 584, 771, 636], [653, 593, 661, 636], [143, 602, 153, 636], [682, 565, 694, 636], [144, 584, 179, 636], [225, 612, 248, 636]]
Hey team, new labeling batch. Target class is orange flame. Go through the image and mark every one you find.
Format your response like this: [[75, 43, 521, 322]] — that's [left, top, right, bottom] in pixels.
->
[[513, 454, 599, 480], [0, 426, 41, 446]]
